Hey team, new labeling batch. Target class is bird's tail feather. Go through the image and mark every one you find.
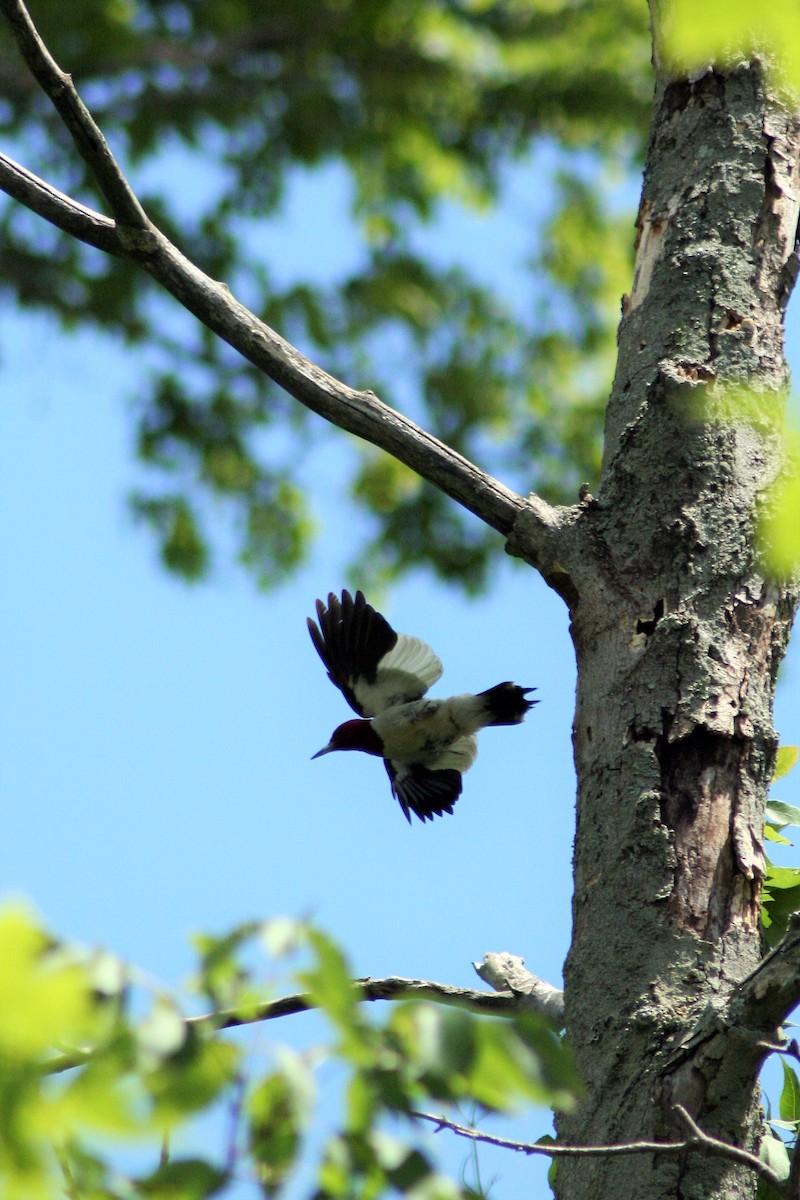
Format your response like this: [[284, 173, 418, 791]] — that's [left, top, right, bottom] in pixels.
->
[[476, 682, 537, 726]]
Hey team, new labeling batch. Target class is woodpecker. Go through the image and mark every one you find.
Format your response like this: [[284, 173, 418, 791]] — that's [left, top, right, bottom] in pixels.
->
[[308, 589, 536, 824]]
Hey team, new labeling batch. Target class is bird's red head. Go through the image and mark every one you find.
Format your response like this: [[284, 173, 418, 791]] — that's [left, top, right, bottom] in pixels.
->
[[311, 718, 384, 759]]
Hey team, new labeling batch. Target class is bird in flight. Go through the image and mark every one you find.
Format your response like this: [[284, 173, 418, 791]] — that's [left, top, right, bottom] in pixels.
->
[[308, 589, 536, 824]]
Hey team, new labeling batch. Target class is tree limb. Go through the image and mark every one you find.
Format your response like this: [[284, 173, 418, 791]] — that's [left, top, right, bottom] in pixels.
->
[[665, 915, 800, 1080], [473, 951, 564, 1027], [136, 224, 532, 535], [658, 915, 800, 1146], [729, 913, 800, 1041], [0, 0, 148, 227], [0, 0, 571, 559], [411, 1105, 787, 1193], [0, 152, 121, 254], [43, 973, 527, 1077]]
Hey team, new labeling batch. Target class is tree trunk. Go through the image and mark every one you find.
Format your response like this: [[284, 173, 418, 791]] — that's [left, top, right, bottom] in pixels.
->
[[532, 41, 800, 1200]]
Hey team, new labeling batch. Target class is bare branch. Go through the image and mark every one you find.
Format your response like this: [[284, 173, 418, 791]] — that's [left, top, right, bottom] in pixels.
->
[[671, 1105, 787, 1191], [0, 167, 531, 541], [137, 223, 532, 535], [473, 951, 564, 1027], [412, 1106, 787, 1192], [0, 0, 148, 226], [0, 151, 121, 254], [660, 920, 800, 1113], [0, 0, 569, 558], [350, 974, 521, 1015], [43, 974, 524, 1076]]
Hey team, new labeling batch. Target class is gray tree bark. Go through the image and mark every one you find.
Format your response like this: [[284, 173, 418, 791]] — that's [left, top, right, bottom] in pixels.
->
[[511, 26, 800, 1200]]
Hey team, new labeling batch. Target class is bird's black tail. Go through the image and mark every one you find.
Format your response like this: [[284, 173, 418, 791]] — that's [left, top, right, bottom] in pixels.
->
[[477, 682, 537, 726]]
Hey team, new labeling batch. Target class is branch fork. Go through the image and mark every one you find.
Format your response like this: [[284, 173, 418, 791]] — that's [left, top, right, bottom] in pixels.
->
[[0, 0, 580, 596]]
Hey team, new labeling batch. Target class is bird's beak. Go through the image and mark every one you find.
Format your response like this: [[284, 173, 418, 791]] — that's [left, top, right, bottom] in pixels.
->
[[311, 743, 336, 760]]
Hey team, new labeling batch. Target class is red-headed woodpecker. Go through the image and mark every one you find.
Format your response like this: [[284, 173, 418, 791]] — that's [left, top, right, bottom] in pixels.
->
[[308, 590, 536, 824]]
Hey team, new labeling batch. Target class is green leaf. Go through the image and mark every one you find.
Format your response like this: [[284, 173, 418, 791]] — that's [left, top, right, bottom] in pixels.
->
[[405, 1177, 463, 1200], [763, 867, 800, 890], [535, 1134, 559, 1191], [760, 1131, 791, 1182], [316, 1135, 352, 1199], [191, 921, 260, 1007], [345, 1071, 378, 1136], [58, 1057, 144, 1137], [370, 1132, 432, 1191], [260, 918, 304, 959], [780, 1061, 800, 1124], [0, 905, 94, 1060], [297, 930, 367, 1060], [762, 868, 800, 947], [388, 1004, 581, 1114], [766, 801, 800, 830], [137, 996, 188, 1059], [406, 1005, 477, 1080], [136, 1158, 228, 1199], [57, 1142, 114, 1197], [760, 436, 800, 580], [249, 1057, 315, 1197], [471, 1013, 573, 1110], [764, 825, 792, 845], [663, 0, 800, 90], [774, 748, 800, 783], [147, 1035, 240, 1122]]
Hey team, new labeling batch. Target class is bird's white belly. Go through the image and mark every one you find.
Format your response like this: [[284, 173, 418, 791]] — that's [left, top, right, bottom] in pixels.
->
[[373, 697, 480, 769]]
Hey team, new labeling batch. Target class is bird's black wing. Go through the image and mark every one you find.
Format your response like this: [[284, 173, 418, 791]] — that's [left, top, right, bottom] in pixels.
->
[[307, 589, 397, 716], [384, 760, 463, 824]]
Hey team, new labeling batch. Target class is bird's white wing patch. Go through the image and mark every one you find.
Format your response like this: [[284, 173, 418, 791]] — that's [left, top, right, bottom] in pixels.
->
[[353, 634, 443, 714], [428, 734, 478, 774], [383, 635, 443, 689]]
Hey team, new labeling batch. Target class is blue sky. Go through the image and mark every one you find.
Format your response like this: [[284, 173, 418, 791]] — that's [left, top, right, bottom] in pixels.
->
[[1, 152, 799, 1198]]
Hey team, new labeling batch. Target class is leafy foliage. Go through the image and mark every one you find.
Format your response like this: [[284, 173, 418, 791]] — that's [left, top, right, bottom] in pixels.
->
[[663, 0, 800, 92], [0, 0, 650, 588], [0, 906, 580, 1199], [693, 385, 800, 583], [759, 1062, 799, 1198], [755, 747, 800, 1194], [763, 748, 800, 947], [759, 428, 800, 581]]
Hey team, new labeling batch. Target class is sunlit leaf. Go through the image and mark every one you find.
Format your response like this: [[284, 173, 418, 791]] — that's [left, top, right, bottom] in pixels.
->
[[0, 905, 93, 1060], [316, 1134, 351, 1199], [774, 747, 800, 783], [760, 1130, 791, 1182], [780, 1061, 800, 1124], [662, 0, 800, 91], [346, 1071, 378, 1136], [297, 930, 362, 1050], [137, 996, 188, 1059], [764, 825, 792, 845], [763, 866, 800, 890], [259, 917, 305, 959], [762, 867, 800, 947], [765, 800, 800, 834], [760, 441, 800, 580]]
